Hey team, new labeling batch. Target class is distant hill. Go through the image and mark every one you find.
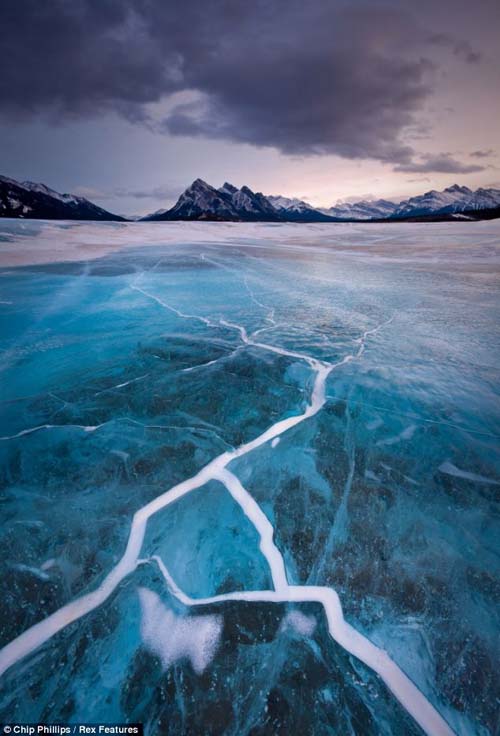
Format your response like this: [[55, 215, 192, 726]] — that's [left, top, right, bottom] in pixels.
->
[[0, 175, 126, 221]]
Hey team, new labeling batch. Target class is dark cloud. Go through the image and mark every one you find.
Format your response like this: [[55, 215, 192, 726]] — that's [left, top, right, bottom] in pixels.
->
[[469, 149, 494, 158], [394, 154, 485, 174], [428, 33, 481, 63], [0, 0, 495, 167]]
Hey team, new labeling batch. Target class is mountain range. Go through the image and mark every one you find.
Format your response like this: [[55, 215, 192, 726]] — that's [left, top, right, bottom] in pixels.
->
[[142, 180, 500, 222], [268, 184, 500, 221], [1, 174, 499, 223]]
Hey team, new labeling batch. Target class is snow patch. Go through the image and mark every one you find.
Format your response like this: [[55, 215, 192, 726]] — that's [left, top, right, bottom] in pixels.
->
[[281, 610, 317, 636], [138, 587, 223, 674]]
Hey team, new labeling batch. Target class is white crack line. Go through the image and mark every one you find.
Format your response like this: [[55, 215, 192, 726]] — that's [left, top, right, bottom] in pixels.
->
[[143, 554, 453, 736], [0, 291, 453, 736]]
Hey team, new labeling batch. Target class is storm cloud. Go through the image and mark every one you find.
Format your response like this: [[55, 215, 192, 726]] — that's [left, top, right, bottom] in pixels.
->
[[394, 154, 486, 174], [0, 0, 494, 169]]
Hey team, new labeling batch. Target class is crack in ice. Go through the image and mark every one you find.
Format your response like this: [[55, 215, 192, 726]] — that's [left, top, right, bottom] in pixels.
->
[[0, 422, 105, 441], [144, 556, 454, 736], [0, 416, 232, 447], [0, 293, 454, 736], [94, 374, 149, 396]]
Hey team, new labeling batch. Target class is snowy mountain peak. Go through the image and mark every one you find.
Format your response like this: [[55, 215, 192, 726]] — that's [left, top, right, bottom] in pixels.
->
[[239, 185, 255, 195], [188, 178, 212, 191], [444, 184, 472, 194], [268, 195, 307, 210], [268, 195, 317, 212], [268, 194, 338, 221], [320, 198, 398, 220], [219, 182, 239, 195]]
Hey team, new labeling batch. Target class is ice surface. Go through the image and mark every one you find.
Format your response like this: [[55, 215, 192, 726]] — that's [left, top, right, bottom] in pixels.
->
[[0, 219, 499, 735]]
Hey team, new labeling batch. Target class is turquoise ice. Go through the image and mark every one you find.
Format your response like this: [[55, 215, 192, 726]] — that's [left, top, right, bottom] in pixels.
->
[[0, 222, 499, 735]]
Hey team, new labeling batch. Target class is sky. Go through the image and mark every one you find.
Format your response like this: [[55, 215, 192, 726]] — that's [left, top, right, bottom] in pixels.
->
[[1, 0, 499, 216]]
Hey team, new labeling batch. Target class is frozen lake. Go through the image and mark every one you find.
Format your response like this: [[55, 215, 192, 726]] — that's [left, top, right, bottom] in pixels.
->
[[0, 220, 499, 735]]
